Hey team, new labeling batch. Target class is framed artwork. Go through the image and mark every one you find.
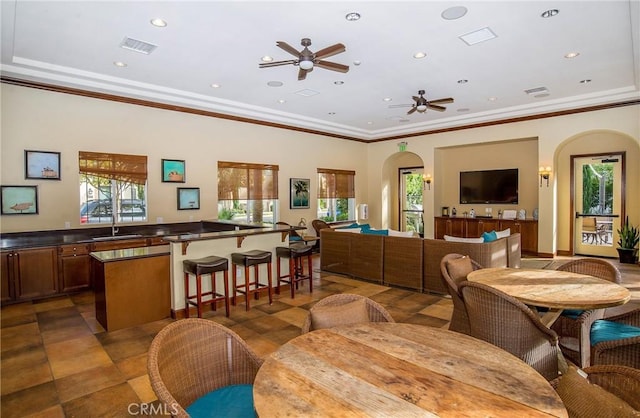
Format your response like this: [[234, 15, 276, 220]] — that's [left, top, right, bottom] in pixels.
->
[[290, 178, 310, 209], [162, 159, 186, 183], [1, 185, 38, 215], [177, 187, 200, 210], [25, 150, 61, 180]]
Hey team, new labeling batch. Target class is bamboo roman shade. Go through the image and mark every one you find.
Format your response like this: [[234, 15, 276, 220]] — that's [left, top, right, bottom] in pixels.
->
[[317, 168, 355, 198], [218, 161, 279, 200], [79, 151, 148, 185]]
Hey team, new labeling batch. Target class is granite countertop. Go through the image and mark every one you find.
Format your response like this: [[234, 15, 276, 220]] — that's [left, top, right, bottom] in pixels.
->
[[90, 245, 171, 262]]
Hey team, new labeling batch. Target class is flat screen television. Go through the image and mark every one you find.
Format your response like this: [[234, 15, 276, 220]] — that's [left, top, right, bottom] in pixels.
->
[[460, 169, 518, 204]]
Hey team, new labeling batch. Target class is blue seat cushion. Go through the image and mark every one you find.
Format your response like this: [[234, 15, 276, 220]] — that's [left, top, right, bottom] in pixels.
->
[[590, 320, 640, 346], [186, 384, 256, 418], [561, 309, 584, 319], [289, 236, 302, 241]]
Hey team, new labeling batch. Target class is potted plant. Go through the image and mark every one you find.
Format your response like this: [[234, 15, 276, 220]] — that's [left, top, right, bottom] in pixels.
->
[[616, 216, 639, 264]]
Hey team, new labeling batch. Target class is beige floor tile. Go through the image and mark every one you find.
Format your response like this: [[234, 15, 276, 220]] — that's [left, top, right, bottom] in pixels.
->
[[33, 298, 74, 313], [272, 306, 309, 327], [45, 335, 113, 379], [128, 374, 156, 403], [54, 364, 126, 403], [0, 322, 42, 352], [1, 345, 53, 396]]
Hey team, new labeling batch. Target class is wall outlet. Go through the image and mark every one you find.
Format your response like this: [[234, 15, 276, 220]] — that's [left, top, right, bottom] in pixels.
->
[[157, 217, 163, 223], [64, 221, 71, 229], [189, 215, 193, 221]]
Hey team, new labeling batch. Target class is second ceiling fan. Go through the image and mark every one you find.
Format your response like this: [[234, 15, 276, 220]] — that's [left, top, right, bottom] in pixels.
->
[[259, 38, 349, 80], [406, 90, 454, 115]]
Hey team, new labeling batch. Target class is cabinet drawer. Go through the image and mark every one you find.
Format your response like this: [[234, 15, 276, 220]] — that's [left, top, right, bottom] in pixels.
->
[[59, 244, 90, 256]]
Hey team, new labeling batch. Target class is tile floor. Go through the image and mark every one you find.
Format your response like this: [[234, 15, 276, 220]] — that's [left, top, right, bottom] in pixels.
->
[[1, 255, 638, 417]]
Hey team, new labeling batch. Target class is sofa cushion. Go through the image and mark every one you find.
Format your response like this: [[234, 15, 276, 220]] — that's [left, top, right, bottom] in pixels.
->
[[590, 319, 640, 345], [335, 227, 362, 233], [482, 230, 498, 242], [444, 235, 484, 243], [363, 228, 388, 236], [495, 228, 511, 238], [310, 298, 370, 330], [446, 256, 474, 282], [388, 229, 416, 237]]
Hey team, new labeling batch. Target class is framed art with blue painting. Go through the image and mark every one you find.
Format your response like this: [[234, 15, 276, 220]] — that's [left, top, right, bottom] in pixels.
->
[[290, 178, 310, 209], [1, 185, 38, 215], [162, 159, 186, 183], [25, 150, 60, 180]]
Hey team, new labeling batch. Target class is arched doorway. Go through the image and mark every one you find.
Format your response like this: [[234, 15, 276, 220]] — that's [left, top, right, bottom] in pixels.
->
[[380, 151, 425, 232]]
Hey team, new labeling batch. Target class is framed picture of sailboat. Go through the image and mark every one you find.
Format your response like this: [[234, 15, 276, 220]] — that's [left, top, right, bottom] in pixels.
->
[[177, 187, 200, 210], [1, 185, 38, 215], [25, 150, 61, 180]]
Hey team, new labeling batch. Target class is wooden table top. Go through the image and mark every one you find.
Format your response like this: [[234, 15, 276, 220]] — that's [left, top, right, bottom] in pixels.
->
[[467, 267, 630, 310], [253, 322, 567, 417]]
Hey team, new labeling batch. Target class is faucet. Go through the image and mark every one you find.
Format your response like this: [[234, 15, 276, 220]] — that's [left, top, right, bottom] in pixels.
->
[[111, 216, 119, 236]]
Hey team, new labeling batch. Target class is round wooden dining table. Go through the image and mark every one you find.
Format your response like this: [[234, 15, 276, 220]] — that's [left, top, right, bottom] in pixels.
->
[[466, 267, 631, 326], [253, 322, 567, 417]]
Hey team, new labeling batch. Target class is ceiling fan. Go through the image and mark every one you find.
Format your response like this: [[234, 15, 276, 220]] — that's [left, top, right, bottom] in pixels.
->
[[402, 90, 454, 115], [259, 38, 349, 80]]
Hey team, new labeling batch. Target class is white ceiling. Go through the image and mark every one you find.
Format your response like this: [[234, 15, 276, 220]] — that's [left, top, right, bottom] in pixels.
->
[[2, 1, 639, 141]]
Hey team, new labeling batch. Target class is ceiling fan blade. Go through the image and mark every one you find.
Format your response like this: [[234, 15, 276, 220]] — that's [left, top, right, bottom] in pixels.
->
[[407, 107, 417, 115], [298, 68, 307, 81], [259, 60, 297, 68], [412, 96, 420, 102], [315, 60, 349, 73], [389, 104, 414, 108], [428, 97, 454, 104], [314, 43, 346, 60], [276, 41, 302, 57], [426, 104, 447, 112]]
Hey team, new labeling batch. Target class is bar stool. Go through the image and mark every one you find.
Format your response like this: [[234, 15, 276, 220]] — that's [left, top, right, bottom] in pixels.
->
[[183, 255, 230, 318], [276, 244, 313, 298], [231, 250, 273, 311]]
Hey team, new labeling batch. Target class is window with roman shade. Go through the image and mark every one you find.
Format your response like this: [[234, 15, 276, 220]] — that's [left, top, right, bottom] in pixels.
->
[[218, 161, 279, 224], [79, 151, 148, 225], [317, 168, 355, 222]]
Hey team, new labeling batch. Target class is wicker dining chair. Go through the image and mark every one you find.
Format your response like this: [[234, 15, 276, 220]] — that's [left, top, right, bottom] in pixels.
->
[[551, 258, 621, 367], [552, 365, 640, 416], [591, 308, 640, 369], [147, 318, 264, 418], [459, 281, 562, 381], [301, 294, 395, 334], [439, 253, 484, 335]]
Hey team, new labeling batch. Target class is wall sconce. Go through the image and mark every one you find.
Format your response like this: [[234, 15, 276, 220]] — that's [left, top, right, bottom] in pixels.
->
[[539, 166, 551, 187], [423, 173, 432, 190]]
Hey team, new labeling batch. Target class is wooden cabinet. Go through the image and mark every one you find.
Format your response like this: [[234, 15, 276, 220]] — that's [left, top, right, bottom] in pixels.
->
[[91, 238, 149, 252], [59, 244, 92, 293], [434, 217, 538, 255], [1, 247, 58, 302]]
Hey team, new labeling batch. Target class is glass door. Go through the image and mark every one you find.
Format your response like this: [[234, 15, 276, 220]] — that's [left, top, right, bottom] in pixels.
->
[[400, 167, 424, 236], [573, 154, 623, 257]]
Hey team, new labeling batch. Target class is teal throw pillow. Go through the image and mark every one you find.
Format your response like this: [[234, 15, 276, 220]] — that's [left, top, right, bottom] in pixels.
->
[[337, 223, 360, 229], [363, 229, 388, 235], [482, 230, 498, 242], [186, 384, 256, 418]]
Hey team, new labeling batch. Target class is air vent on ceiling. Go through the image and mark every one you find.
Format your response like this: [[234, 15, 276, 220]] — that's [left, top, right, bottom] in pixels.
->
[[120, 37, 157, 55], [295, 89, 320, 97], [524, 86, 550, 98]]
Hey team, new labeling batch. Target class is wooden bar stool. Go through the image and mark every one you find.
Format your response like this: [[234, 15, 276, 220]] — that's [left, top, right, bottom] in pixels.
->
[[183, 256, 230, 318], [276, 244, 313, 298], [231, 250, 273, 311]]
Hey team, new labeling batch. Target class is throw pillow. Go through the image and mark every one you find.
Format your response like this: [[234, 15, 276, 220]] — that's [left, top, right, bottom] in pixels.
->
[[443, 235, 485, 243], [310, 298, 370, 331], [495, 228, 511, 239], [335, 227, 361, 233], [337, 222, 361, 229], [362, 228, 388, 235], [388, 229, 417, 237], [556, 366, 637, 418], [446, 256, 474, 282], [482, 230, 498, 242]]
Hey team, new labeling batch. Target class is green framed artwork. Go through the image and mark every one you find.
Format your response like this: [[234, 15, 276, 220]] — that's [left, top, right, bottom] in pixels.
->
[[177, 187, 200, 210], [1, 185, 38, 215], [162, 159, 185, 183], [290, 178, 310, 209]]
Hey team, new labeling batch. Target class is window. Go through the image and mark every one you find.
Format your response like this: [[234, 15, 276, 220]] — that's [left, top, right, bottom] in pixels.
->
[[79, 151, 147, 224], [317, 168, 355, 222], [217, 161, 279, 224]]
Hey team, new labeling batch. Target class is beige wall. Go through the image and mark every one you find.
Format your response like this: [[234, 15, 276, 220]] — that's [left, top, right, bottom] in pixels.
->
[[2, 84, 639, 256]]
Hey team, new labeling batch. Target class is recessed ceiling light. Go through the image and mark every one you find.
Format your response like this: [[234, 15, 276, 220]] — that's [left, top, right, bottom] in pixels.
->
[[580, 79, 592, 84], [383, 98, 392, 102], [353, 60, 362, 66], [345, 12, 361, 21], [261, 56, 273, 62], [441, 6, 468, 20], [565, 52, 580, 58], [267, 81, 283, 87], [459, 27, 497, 46], [457, 79, 468, 84], [488, 96, 497, 101], [277, 99, 286, 104], [210, 83, 220, 88], [113, 61, 127, 67], [334, 81, 344, 85], [150, 18, 167, 27], [367, 121, 373, 125], [413, 52, 427, 59], [541, 9, 559, 18]]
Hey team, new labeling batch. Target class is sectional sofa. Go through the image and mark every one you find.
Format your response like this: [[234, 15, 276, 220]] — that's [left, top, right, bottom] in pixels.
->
[[319, 228, 521, 294]]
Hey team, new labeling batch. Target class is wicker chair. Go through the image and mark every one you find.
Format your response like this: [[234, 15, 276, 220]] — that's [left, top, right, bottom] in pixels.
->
[[439, 253, 483, 335], [591, 308, 640, 368], [276, 221, 302, 242], [301, 294, 395, 334], [459, 281, 562, 381], [147, 318, 264, 417], [551, 258, 621, 367], [551, 365, 640, 416], [311, 219, 330, 251]]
